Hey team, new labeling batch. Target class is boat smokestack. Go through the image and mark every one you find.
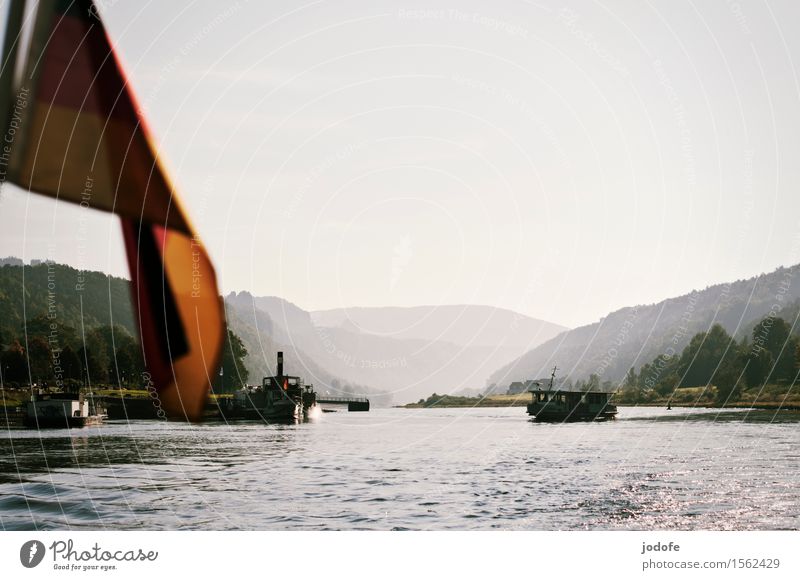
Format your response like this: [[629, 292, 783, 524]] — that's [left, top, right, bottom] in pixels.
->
[[277, 351, 284, 377]]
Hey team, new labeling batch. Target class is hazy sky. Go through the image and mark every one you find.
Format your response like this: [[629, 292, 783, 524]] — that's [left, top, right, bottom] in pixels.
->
[[2, 0, 800, 328]]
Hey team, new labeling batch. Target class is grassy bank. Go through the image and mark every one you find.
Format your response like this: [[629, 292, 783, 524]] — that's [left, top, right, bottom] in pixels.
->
[[403, 385, 800, 410], [402, 393, 531, 408], [0, 389, 27, 408], [97, 389, 231, 399], [626, 384, 800, 409], [0, 387, 234, 408]]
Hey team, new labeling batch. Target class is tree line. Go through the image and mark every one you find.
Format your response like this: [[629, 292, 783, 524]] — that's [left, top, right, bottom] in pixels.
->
[[0, 315, 249, 393], [616, 314, 799, 404]]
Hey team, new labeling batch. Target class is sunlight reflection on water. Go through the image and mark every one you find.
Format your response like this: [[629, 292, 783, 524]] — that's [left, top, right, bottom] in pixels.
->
[[1, 406, 798, 530]]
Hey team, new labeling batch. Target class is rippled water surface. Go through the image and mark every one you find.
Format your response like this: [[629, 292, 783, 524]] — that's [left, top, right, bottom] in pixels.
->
[[1, 406, 798, 530]]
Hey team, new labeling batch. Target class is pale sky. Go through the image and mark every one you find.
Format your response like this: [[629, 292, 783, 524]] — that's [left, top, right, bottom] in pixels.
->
[[2, 0, 800, 328]]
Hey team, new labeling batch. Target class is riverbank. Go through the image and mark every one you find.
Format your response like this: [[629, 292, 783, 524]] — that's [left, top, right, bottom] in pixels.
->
[[401, 386, 800, 411], [1, 388, 234, 425], [401, 393, 529, 408], [1, 388, 234, 405]]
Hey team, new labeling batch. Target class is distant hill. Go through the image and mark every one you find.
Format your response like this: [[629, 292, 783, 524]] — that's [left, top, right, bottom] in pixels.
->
[[311, 305, 566, 350], [223, 295, 392, 405], [0, 261, 135, 335], [487, 263, 800, 389], [0, 261, 391, 404], [227, 293, 566, 403]]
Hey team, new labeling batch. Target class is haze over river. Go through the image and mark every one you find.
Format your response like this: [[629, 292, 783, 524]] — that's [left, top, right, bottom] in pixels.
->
[[1, 407, 798, 530]]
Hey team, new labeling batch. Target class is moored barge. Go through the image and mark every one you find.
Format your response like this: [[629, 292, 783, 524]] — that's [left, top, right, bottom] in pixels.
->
[[25, 391, 105, 429]]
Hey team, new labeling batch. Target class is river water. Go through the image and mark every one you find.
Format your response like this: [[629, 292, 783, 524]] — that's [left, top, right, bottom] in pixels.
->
[[1, 406, 798, 530]]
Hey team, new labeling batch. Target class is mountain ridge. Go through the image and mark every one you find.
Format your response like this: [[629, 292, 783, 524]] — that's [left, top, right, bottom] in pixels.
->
[[310, 304, 566, 350], [486, 263, 800, 389], [228, 291, 565, 402]]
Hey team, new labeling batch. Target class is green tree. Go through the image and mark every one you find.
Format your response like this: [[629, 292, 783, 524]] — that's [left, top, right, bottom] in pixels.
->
[[640, 353, 679, 395], [214, 331, 249, 393], [752, 316, 791, 357], [115, 341, 144, 387], [27, 336, 52, 385], [58, 345, 81, 382], [715, 353, 745, 404], [79, 329, 110, 386], [744, 347, 773, 388], [619, 367, 641, 403], [1, 339, 27, 383], [22, 316, 78, 351], [90, 325, 144, 387], [774, 335, 798, 383], [677, 324, 737, 387], [654, 371, 679, 397], [744, 316, 795, 387], [796, 341, 800, 372], [638, 362, 651, 388], [22, 315, 56, 340], [623, 367, 637, 389]]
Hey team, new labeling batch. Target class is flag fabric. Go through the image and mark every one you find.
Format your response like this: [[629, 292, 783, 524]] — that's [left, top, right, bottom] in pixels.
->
[[1, 0, 224, 421]]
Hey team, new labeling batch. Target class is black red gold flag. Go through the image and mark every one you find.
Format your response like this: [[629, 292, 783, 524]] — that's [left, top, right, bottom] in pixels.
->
[[1, 0, 225, 421]]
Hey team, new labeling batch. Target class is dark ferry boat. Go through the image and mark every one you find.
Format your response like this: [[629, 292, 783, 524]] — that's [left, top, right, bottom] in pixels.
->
[[230, 352, 318, 422], [526, 366, 617, 422]]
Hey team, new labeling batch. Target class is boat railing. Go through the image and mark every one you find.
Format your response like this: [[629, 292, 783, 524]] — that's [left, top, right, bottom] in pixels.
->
[[317, 396, 369, 403]]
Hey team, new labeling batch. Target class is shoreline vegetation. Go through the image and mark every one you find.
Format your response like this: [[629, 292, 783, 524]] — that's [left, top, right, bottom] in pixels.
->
[[405, 313, 800, 411], [3, 260, 799, 415], [0, 388, 234, 408], [400, 391, 800, 410], [401, 386, 800, 410]]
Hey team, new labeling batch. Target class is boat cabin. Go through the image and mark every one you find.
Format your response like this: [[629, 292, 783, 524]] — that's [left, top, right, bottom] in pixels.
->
[[27, 392, 88, 421], [523, 366, 617, 422], [230, 351, 317, 421], [527, 388, 617, 421], [24, 392, 103, 428], [531, 390, 611, 407]]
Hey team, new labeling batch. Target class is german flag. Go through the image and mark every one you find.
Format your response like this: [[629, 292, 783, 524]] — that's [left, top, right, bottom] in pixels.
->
[[0, 0, 224, 421]]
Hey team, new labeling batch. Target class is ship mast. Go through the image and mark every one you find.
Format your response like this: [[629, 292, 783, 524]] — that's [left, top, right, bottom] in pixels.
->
[[547, 366, 558, 391]]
